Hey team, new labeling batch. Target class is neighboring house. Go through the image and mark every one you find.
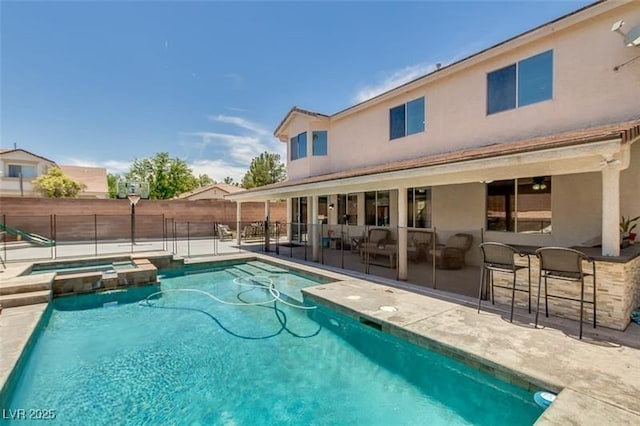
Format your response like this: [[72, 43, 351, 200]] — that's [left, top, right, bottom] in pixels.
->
[[0, 148, 108, 198], [178, 183, 245, 200], [0, 149, 56, 197], [227, 0, 640, 330], [59, 165, 108, 199]]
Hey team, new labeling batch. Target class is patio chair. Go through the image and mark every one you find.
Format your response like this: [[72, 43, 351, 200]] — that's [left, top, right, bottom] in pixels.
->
[[429, 233, 473, 269], [217, 224, 234, 240], [407, 230, 436, 262], [534, 247, 596, 339], [359, 228, 391, 255], [477, 242, 531, 322]]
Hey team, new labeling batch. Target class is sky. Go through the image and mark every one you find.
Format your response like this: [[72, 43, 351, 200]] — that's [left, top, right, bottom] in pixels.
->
[[1, 0, 593, 183]]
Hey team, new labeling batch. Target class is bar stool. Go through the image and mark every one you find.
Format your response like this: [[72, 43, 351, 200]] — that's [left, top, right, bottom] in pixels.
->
[[534, 247, 596, 339], [477, 242, 531, 322]]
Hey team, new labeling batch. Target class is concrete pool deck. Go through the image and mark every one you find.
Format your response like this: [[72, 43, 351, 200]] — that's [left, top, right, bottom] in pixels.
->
[[1, 252, 639, 424]]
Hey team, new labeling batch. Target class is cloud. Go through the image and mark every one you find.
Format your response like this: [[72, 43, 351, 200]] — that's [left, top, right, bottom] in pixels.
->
[[353, 62, 440, 103], [208, 115, 270, 136], [224, 106, 249, 113], [189, 159, 248, 183], [181, 114, 287, 182]]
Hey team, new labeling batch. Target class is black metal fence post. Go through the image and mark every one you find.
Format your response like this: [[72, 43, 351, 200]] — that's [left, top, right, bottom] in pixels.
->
[[187, 222, 191, 258], [50, 214, 54, 260], [2, 214, 6, 262], [93, 214, 97, 257], [53, 214, 57, 259]]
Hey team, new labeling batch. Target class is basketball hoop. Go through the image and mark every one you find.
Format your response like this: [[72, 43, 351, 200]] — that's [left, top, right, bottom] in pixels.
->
[[127, 194, 141, 206]]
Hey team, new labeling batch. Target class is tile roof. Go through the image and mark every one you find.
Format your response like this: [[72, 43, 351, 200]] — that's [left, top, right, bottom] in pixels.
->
[[0, 148, 56, 164], [273, 106, 330, 137], [178, 182, 245, 199], [59, 165, 108, 194], [241, 118, 640, 195]]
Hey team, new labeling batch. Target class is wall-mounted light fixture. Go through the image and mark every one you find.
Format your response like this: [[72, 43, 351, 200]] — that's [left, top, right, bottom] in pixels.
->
[[611, 20, 640, 47], [532, 177, 547, 191], [328, 203, 335, 210]]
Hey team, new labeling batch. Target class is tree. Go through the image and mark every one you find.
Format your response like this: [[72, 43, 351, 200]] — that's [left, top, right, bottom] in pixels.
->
[[34, 167, 86, 198], [222, 176, 240, 186], [126, 152, 212, 199], [197, 174, 214, 187], [241, 152, 286, 189], [107, 173, 120, 198]]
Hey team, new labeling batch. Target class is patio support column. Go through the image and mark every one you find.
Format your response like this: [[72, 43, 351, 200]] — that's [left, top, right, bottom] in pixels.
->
[[398, 186, 408, 280], [602, 166, 621, 256], [286, 198, 292, 243], [311, 195, 319, 262], [236, 201, 242, 246], [264, 200, 271, 252]]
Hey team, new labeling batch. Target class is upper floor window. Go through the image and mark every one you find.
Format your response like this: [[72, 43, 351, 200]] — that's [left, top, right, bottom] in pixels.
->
[[7, 164, 37, 178], [312, 131, 327, 156], [390, 97, 425, 140], [486, 177, 551, 233], [290, 132, 307, 161], [487, 50, 553, 115]]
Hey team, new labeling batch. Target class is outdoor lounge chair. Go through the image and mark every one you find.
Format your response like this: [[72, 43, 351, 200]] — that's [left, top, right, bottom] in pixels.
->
[[359, 228, 391, 255], [217, 224, 234, 240], [429, 233, 473, 269], [407, 230, 436, 262], [360, 228, 396, 267]]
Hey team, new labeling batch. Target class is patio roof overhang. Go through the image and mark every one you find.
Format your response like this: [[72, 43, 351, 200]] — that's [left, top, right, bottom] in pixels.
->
[[228, 119, 640, 202]]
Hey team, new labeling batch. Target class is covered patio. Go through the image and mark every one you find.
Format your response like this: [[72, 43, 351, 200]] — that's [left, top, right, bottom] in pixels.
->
[[228, 120, 640, 331]]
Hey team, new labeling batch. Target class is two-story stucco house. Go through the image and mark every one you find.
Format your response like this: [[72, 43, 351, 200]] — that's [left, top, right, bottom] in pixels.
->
[[228, 0, 640, 330], [0, 149, 108, 198]]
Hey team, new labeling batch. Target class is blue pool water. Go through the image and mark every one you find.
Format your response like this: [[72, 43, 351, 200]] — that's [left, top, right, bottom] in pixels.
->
[[4, 260, 542, 425]]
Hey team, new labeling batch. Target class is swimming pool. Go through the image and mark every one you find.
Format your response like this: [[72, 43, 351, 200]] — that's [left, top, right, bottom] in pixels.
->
[[3, 260, 542, 425]]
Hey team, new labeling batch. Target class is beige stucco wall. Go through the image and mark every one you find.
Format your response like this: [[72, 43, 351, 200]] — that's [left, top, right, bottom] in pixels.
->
[[283, 2, 640, 181], [0, 151, 54, 197]]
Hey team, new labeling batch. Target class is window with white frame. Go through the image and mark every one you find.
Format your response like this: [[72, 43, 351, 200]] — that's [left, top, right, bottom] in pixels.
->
[[290, 132, 307, 161], [312, 131, 327, 156], [389, 97, 425, 140], [487, 50, 553, 115], [486, 177, 552, 233], [7, 164, 37, 178]]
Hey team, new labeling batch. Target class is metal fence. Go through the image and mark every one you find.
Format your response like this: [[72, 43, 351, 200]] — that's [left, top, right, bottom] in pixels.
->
[[2, 214, 486, 299], [0, 214, 285, 263], [277, 222, 485, 299]]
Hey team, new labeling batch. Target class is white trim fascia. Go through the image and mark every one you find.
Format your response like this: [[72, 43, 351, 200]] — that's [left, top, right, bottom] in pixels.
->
[[228, 138, 622, 202]]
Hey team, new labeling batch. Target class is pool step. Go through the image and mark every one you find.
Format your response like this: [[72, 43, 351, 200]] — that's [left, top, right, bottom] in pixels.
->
[[0, 274, 54, 296], [232, 263, 268, 276], [247, 261, 288, 273], [0, 290, 51, 308], [0, 273, 54, 309], [226, 267, 252, 278]]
